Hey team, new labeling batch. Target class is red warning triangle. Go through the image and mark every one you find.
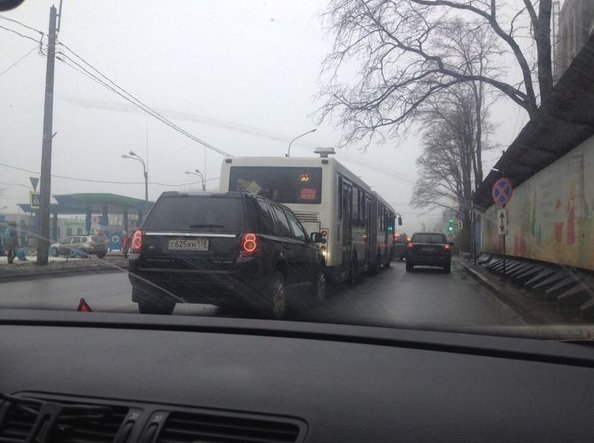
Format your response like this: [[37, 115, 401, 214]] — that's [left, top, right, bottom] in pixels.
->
[[77, 298, 92, 312]]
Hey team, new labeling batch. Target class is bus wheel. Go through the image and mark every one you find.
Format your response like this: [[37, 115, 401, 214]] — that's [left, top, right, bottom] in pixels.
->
[[347, 258, 358, 287], [368, 254, 379, 275]]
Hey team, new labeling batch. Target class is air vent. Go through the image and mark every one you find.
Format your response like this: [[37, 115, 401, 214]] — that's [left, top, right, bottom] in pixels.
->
[[292, 211, 319, 224], [53, 404, 129, 443], [0, 395, 129, 443], [0, 397, 39, 442], [156, 411, 301, 443]]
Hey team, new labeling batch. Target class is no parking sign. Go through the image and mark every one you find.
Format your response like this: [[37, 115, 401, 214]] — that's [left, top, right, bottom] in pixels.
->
[[492, 178, 513, 207]]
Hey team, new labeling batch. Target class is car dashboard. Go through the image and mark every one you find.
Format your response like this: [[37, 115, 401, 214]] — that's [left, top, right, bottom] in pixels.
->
[[1, 310, 594, 442]]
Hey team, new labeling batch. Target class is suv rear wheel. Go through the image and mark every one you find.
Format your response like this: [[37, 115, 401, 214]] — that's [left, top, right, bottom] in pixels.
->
[[267, 271, 287, 319], [134, 287, 175, 315], [312, 270, 327, 304]]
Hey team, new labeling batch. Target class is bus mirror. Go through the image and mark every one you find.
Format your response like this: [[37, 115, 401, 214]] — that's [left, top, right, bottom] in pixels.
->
[[398, 216, 402, 226], [311, 232, 326, 243]]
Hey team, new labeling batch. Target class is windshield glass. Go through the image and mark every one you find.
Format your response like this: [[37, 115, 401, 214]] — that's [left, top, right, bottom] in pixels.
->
[[229, 167, 322, 204], [2, 0, 594, 341]]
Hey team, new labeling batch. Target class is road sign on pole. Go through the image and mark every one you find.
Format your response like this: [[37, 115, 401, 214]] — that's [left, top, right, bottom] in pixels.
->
[[30, 191, 40, 209], [492, 178, 513, 207], [497, 208, 508, 235], [29, 177, 39, 191]]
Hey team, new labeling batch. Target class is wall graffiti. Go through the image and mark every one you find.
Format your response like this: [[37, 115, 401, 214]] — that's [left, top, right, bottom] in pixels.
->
[[481, 135, 594, 271]]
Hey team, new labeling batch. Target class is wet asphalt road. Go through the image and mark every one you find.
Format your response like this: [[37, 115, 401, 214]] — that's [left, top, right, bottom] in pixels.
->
[[0, 260, 523, 328]]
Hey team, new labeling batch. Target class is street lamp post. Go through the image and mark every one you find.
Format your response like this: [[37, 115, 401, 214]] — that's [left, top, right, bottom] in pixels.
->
[[286, 128, 316, 158], [185, 169, 206, 191], [122, 150, 148, 214]]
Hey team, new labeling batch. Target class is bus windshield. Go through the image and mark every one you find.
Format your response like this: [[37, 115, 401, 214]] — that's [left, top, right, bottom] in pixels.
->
[[229, 166, 322, 204]]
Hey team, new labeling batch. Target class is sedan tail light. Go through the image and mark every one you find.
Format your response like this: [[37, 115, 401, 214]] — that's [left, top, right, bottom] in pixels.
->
[[131, 230, 143, 253], [240, 233, 259, 257], [407, 241, 414, 248], [444, 243, 450, 250]]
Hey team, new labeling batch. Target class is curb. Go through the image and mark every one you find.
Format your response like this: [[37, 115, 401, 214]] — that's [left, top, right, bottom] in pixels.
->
[[456, 259, 546, 324], [0, 263, 128, 283]]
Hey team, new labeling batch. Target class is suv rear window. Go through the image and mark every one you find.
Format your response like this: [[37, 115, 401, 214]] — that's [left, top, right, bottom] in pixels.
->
[[412, 233, 447, 244], [145, 196, 244, 232]]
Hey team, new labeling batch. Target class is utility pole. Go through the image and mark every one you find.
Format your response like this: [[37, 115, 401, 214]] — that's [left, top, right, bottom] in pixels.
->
[[37, 3, 60, 265]]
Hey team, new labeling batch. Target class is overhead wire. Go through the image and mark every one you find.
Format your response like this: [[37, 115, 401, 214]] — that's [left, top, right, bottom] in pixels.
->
[[56, 53, 233, 162], [0, 161, 215, 187], [0, 16, 232, 158], [56, 41, 233, 158], [0, 23, 41, 44], [0, 17, 46, 57], [0, 14, 44, 35], [0, 45, 38, 77]]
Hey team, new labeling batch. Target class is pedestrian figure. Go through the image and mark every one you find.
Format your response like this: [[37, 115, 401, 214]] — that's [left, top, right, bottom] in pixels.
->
[[16, 247, 27, 261], [121, 231, 131, 258], [3, 222, 19, 264]]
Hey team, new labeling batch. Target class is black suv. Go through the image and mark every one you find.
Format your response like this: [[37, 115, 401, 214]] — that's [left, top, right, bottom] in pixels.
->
[[128, 191, 326, 318], [405, 232, 452, 273]]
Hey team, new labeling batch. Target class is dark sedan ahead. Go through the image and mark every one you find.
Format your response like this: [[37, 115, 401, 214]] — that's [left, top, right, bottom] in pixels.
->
[[405, 232, 452, 273]]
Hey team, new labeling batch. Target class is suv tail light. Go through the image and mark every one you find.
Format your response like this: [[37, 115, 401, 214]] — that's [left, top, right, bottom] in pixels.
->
[[131, 230, 143, 253], [444, 243, 450, 251], [240, 233, 259, 257]]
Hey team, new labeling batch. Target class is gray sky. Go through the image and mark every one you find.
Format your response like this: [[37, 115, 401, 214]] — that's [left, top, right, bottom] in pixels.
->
[[0, 0, 528, 233]]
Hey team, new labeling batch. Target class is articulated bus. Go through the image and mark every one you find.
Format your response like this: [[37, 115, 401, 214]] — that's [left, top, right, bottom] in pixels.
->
[[219, 152, 401, 283]]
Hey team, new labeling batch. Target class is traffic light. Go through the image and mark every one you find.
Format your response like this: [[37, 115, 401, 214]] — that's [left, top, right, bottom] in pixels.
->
[[448, 218, 454, 232]]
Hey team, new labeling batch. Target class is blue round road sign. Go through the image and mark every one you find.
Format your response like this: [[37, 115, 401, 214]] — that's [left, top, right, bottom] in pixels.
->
[[492, 178, 513, 206]]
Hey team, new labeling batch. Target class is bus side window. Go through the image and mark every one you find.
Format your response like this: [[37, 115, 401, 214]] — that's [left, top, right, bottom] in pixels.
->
[[352, 187, 359, 226], [359, 191, 365, 226], [338, 177, 343, 219]]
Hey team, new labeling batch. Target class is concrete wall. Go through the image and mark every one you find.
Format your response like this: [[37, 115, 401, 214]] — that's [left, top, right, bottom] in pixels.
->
[[481, 134, 594, 271]]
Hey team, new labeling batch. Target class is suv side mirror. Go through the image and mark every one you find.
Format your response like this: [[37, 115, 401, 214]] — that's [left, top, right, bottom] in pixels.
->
[[398, 216, 402, 226], [311, 232, 326, 244]]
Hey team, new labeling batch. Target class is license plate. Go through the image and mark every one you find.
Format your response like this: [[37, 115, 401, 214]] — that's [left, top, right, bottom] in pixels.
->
[[168, 238, 209, 251], [422, 247, 435, 252]]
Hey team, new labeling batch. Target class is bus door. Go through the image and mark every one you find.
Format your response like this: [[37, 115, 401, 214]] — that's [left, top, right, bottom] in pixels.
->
[[365, 196, 373, 260], [341, 182, 353, 273]]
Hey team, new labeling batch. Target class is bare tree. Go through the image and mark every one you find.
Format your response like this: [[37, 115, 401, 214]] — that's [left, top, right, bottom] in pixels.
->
[[320, 0, 552, 144], [412, 83, 493, 248], [412, 85, 487, 209]]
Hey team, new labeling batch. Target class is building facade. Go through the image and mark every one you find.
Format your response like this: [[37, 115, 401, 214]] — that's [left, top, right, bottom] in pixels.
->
[[554, 0, 594, 83]]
